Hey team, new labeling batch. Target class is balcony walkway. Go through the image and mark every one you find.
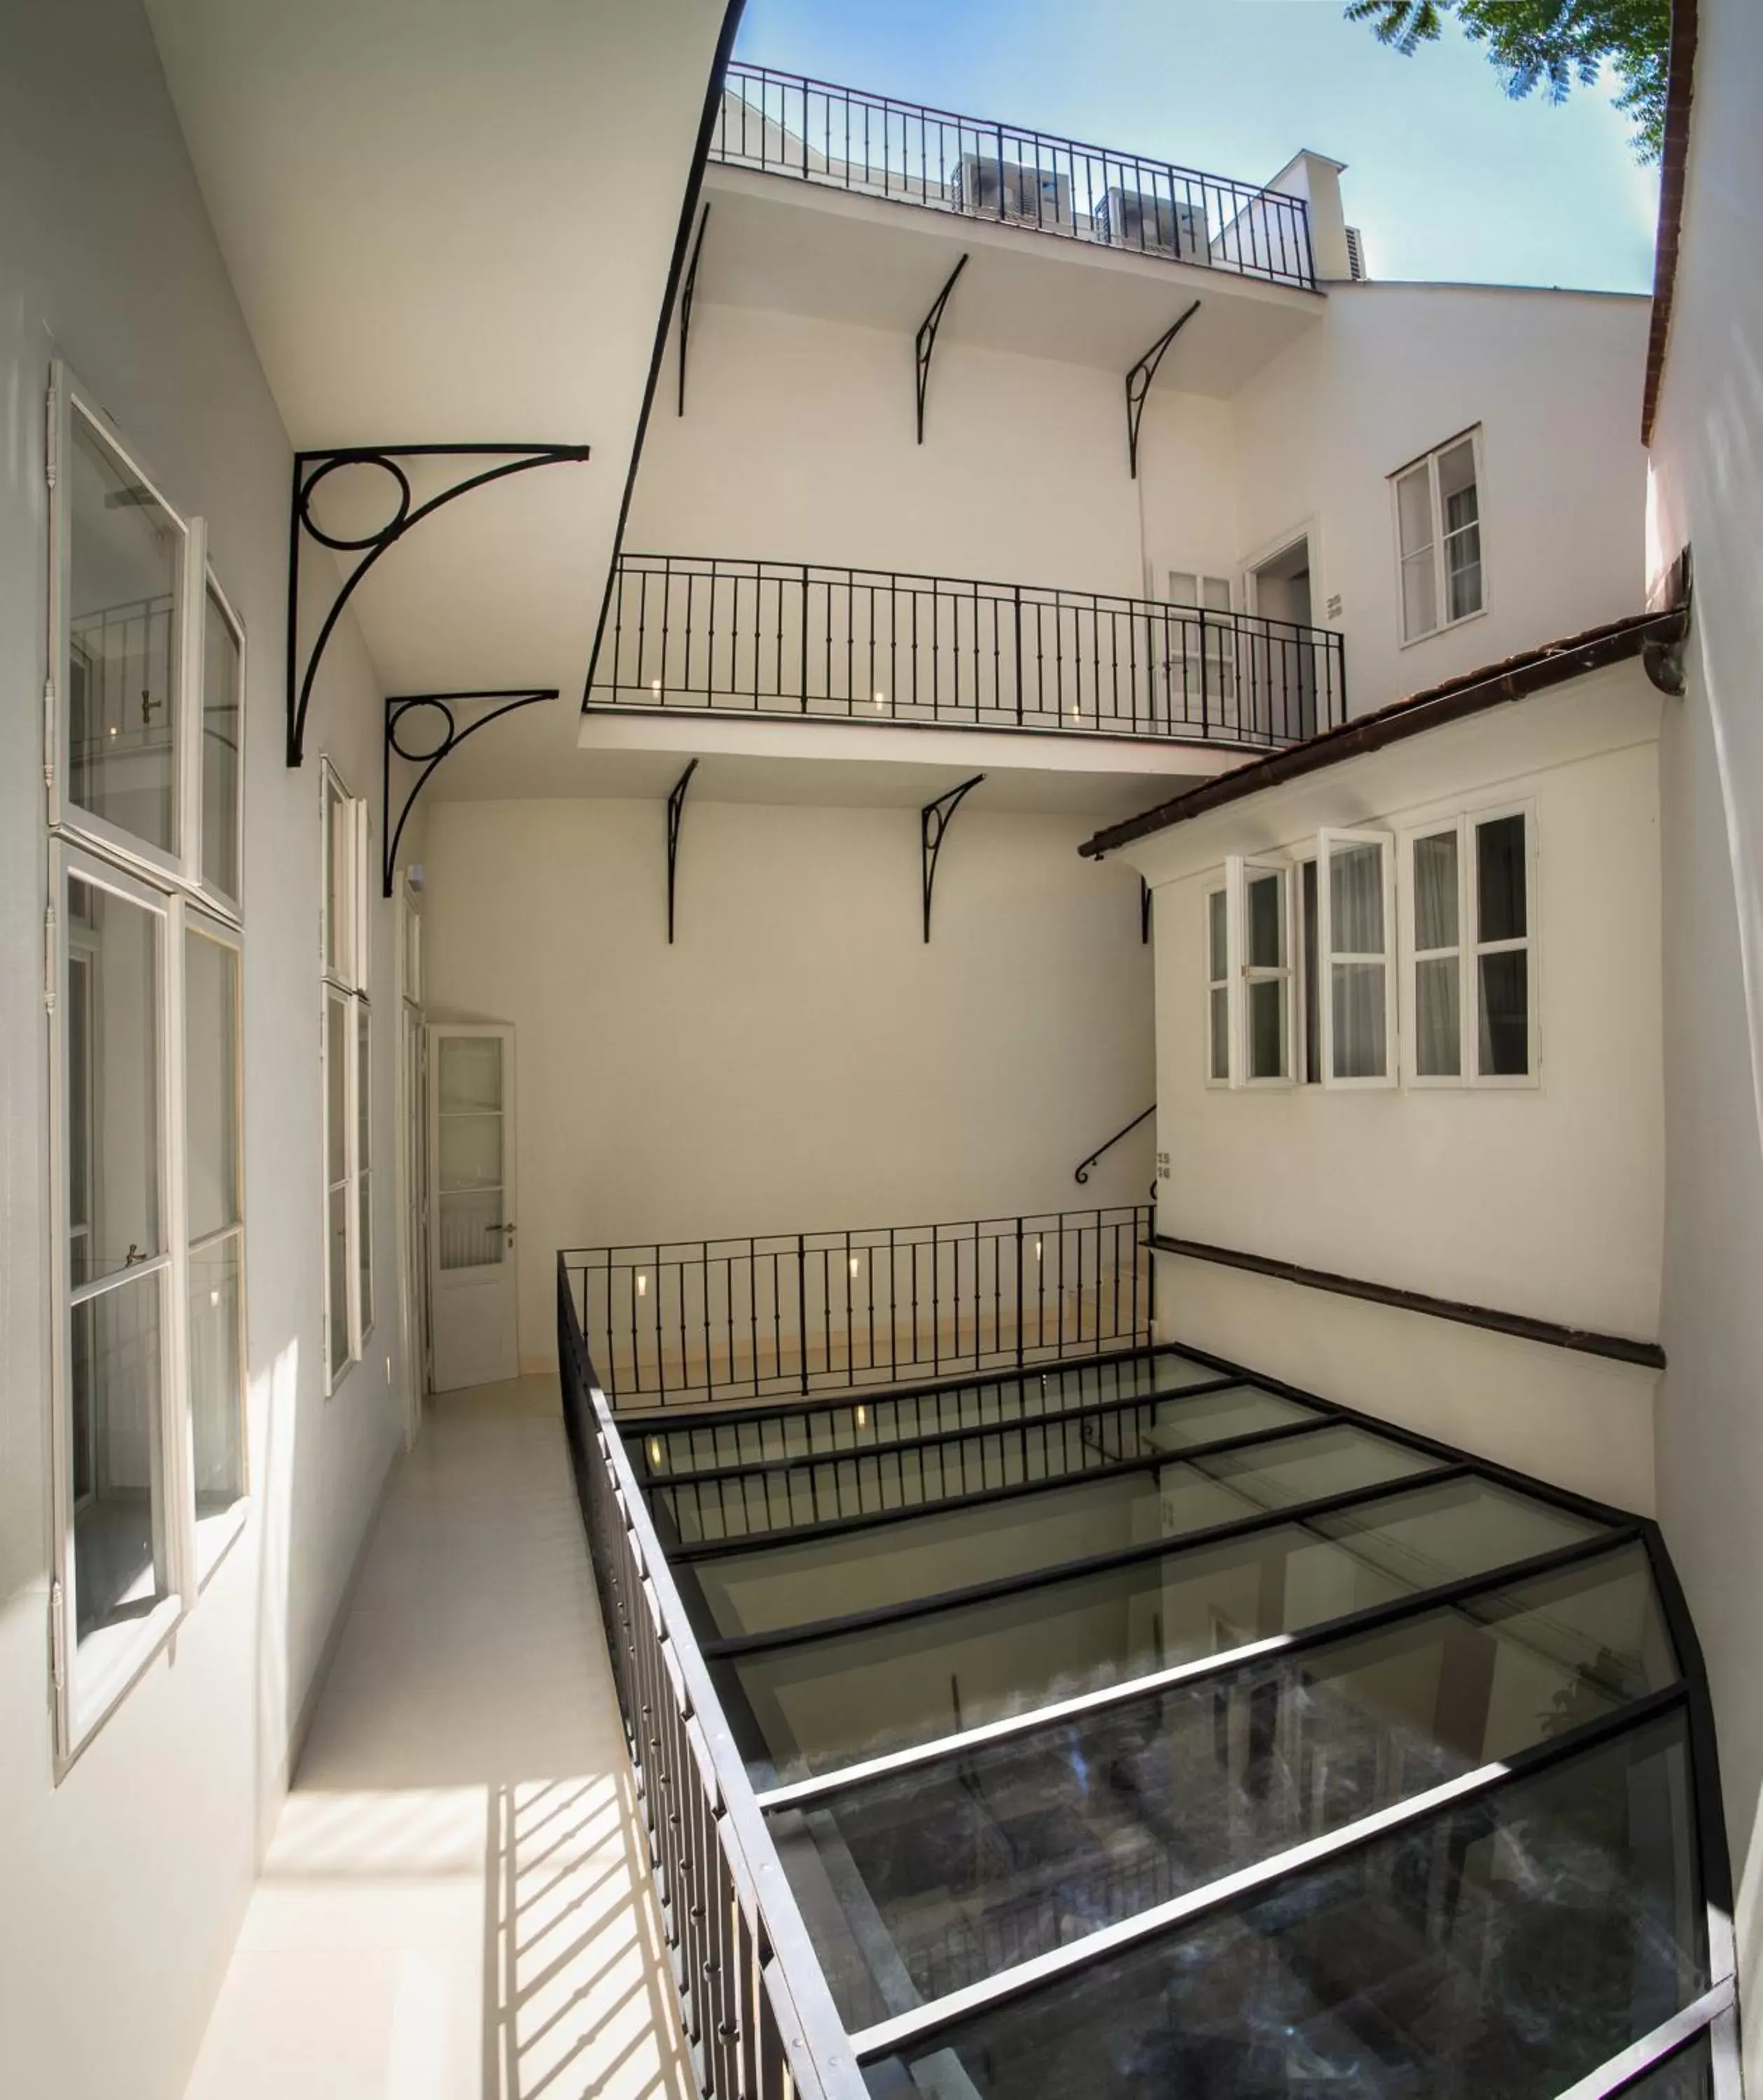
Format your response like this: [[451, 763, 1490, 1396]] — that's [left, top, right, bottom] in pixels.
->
[[184, 1378, 686, 2100]]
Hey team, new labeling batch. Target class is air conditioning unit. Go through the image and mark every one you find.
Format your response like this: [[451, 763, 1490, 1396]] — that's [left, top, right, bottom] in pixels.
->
[[954, 153, 1073, 227], [1345, 225, 1368, 281], [1099, 186, 1208, 264]]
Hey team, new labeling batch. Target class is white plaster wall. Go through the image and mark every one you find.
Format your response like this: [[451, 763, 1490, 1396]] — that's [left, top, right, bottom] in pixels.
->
[[1140, 694, 1665, 1340], [1164, 282, 1652, 717], [420, 797, 1156, 1367], [1646, 0, 1763, 2062], [0, 7, 410, 2094], [629, 299, 1239, 599]]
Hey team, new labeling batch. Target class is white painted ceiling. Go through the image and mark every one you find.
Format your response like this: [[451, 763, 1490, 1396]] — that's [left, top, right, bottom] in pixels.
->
[[146, 0, 732, 721]]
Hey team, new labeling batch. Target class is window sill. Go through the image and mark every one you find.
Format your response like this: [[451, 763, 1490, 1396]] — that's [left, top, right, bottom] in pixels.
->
[[60, 1590, 184, 1777], [195, 1497, 250, 1590]]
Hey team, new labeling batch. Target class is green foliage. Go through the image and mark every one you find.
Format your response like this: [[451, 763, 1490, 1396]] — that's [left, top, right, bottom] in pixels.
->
[[1344, 0, 1673, 160]]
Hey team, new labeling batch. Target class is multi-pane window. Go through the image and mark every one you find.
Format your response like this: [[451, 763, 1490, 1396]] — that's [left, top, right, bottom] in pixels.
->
[[1319, 831, 1395, 1085], [1393, 431, 1484, 644], [1205, 885, 1229, 1084], [46, 362, 248, 1756], [321, 764, 373, 1387], [1236, 859, 1291, 1085], [1167, 571, 1236, 715], [1403, 809, 1535, 1085]]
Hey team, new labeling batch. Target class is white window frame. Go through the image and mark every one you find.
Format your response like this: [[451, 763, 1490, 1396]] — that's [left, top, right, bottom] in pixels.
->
[[184, 906, 249, 1578], [1467, 802, 1539, 1088], [1391, 426, 1486, 647], [44, 363, 249, 1766], [194, 566, 247, 918], [1293, 851, 1320, 1086], [1399, 819, 1472, 1089], [1395, 804, 1539, 1089], [321, 763, 373, 1389], [1318, 827, 1398, 1089], [1227, 855, 1294, 1089], [48, 841, 189, 1759], [1204, 880, 1231, 1087]]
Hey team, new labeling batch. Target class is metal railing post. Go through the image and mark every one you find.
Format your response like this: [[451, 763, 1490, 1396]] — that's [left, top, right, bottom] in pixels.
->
[[1015, 1218, 1025, 1369], [796, 1233, 809, 1396]]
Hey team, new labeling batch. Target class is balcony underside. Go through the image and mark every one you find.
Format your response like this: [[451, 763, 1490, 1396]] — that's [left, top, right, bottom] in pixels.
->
[[701, 166, 1323, 398]]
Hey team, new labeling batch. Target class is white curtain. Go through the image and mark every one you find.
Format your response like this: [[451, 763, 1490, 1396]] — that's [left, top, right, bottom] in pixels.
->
[[1412, 833, 1460, 1077], [1330, 843, 1386, 1077]]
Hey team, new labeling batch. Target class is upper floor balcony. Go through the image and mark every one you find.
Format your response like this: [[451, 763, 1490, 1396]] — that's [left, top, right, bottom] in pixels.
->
[[711, 63, 1319, 293], [587, 553, 1345, 755]]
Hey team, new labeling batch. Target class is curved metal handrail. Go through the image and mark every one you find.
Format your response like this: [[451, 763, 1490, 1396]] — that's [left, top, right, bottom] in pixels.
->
[[1075, 1104, 1155, 1184]]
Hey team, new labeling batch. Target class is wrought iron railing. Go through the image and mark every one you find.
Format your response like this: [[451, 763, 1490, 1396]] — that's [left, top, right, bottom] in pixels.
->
[[560, 1206, 1154, 1411], [712, 62, 1316, 291], [590, 556, 1344, 748], [557, 1259, 867, 2099]]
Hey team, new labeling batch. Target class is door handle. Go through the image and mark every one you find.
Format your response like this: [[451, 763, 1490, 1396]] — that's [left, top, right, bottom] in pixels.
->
[[503, 1222, 517, 1240]]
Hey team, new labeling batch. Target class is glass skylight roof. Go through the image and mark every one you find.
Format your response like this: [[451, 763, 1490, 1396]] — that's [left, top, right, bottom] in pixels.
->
[[599, 1342, 1732, 2100]]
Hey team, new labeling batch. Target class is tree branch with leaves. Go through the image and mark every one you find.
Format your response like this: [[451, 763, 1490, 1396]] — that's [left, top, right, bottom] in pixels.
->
[[1345, 0, 1673, 160]]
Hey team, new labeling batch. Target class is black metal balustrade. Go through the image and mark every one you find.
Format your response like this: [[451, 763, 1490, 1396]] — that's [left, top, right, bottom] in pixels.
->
[[557, 1264, 867, 2100], [592, 556, 1344, 748], [560, 1206, 1153, 1410], [712, 62, 1316, 291]]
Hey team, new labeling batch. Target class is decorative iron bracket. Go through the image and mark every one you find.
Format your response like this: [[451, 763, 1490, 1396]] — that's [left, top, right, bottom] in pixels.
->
[[921, 773, 984, 942], [678, 203, 711, 417], [286, 443, 591, 768], [1141, 878, 1153, 945], [1124, 300, 1201, 479], [382, 688, 555, 897], [667, 758, 699, 944], [915, 253, 969, 444]]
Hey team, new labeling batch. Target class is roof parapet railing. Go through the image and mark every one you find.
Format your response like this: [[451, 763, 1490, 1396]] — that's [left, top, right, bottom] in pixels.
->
[[588, 555, 1344, 750], [711, 61, 1317, 291]]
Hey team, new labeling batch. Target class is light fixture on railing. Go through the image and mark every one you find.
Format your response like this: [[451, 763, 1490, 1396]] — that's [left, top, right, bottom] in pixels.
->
[[873, 691, 886, 710], [648, 1438, 663, 1467], [636, 1272, 648, 1298], [650, 678, 662, 697], [849, 1254, 861, 1278], [854, 1404, 867, 1427], [1034, 1236, 1043, 1261]]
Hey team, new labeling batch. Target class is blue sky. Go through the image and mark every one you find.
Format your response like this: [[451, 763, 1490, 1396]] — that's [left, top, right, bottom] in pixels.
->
[[734, 0, 1660, 292]]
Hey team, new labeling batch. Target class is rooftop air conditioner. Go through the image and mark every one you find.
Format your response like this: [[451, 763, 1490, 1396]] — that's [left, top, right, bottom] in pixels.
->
[[1099, 186, 1208, 265], [1345, 225, 1368, 281], [954, 153, 1073, 227]]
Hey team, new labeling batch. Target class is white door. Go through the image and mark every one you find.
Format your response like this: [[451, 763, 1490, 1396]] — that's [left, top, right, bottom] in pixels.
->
[[428, 1023, 519, 1391]]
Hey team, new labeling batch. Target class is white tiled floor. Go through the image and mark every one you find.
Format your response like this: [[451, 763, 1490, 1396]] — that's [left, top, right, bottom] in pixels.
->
[[186, 1378, 692, 2100]]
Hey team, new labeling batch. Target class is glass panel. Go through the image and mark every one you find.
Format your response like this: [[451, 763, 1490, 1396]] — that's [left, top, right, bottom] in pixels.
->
[[358, 1171, 373, 1336], [632, 1352, 1227, 1476], [438, 1112, 501, 1193], [1207, 889, 1227, 979], [189, 1233, 243, 1513], [440, 1034, 502, 1114], [70, 1273, 166, 1639], [685, 1428, 1442, 1642], [67, 409, 181, 850], [1248, 978, 1286, 1081], [1300, 860, 1319, 1085], [1246, 871, 1283, 969], [1477, 813, 1528, 941], [328, 1183, 349, 1379], [1413, 830, 1458, 950], [357, 1002, 372, 1170], [1622, 2034, 1714, 2098], [1479, 950, 1530, 1076], [1208, 986, 1229, 1081], [785, 1546, 1676, 2028], [660, 1388, 1329, 1549], [201, 587, 242, 897], [723, 1475, 1610, 1786], [1331, 960, 1386, 1079], [1330, 841, 1384, 953], [322, 778, 344, 981], [1416, 955, 1461, 1077], [185, 930, 239, 1241], [326, 993, 348, 1186], [1440, 438, 1482, 620], [438, 1190, 505, 1270], [67, 876, 161, 1288], [872, 1709, 1706, 2098], [1395, 464, 1437, 638], [1401, 549, 1438, 640], [1395, 462, 1433, 559]]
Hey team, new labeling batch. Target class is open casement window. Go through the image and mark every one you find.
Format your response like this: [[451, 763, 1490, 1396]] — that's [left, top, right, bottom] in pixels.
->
[[1392, 429, 1484, 645], [1227, 857, 1293, 1086], [48, 363, 251, 897], [321, 763, 373, 1387], [50, 845, 182, 1752], [1204, 884, 1230, 1085], [1318, 830, 1397, 1086], [1295, 855, 1320, 1085]]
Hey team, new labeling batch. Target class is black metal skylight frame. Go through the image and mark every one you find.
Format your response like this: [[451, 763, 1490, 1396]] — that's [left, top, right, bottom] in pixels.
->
[[560, 1256, 1739, 2100]]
